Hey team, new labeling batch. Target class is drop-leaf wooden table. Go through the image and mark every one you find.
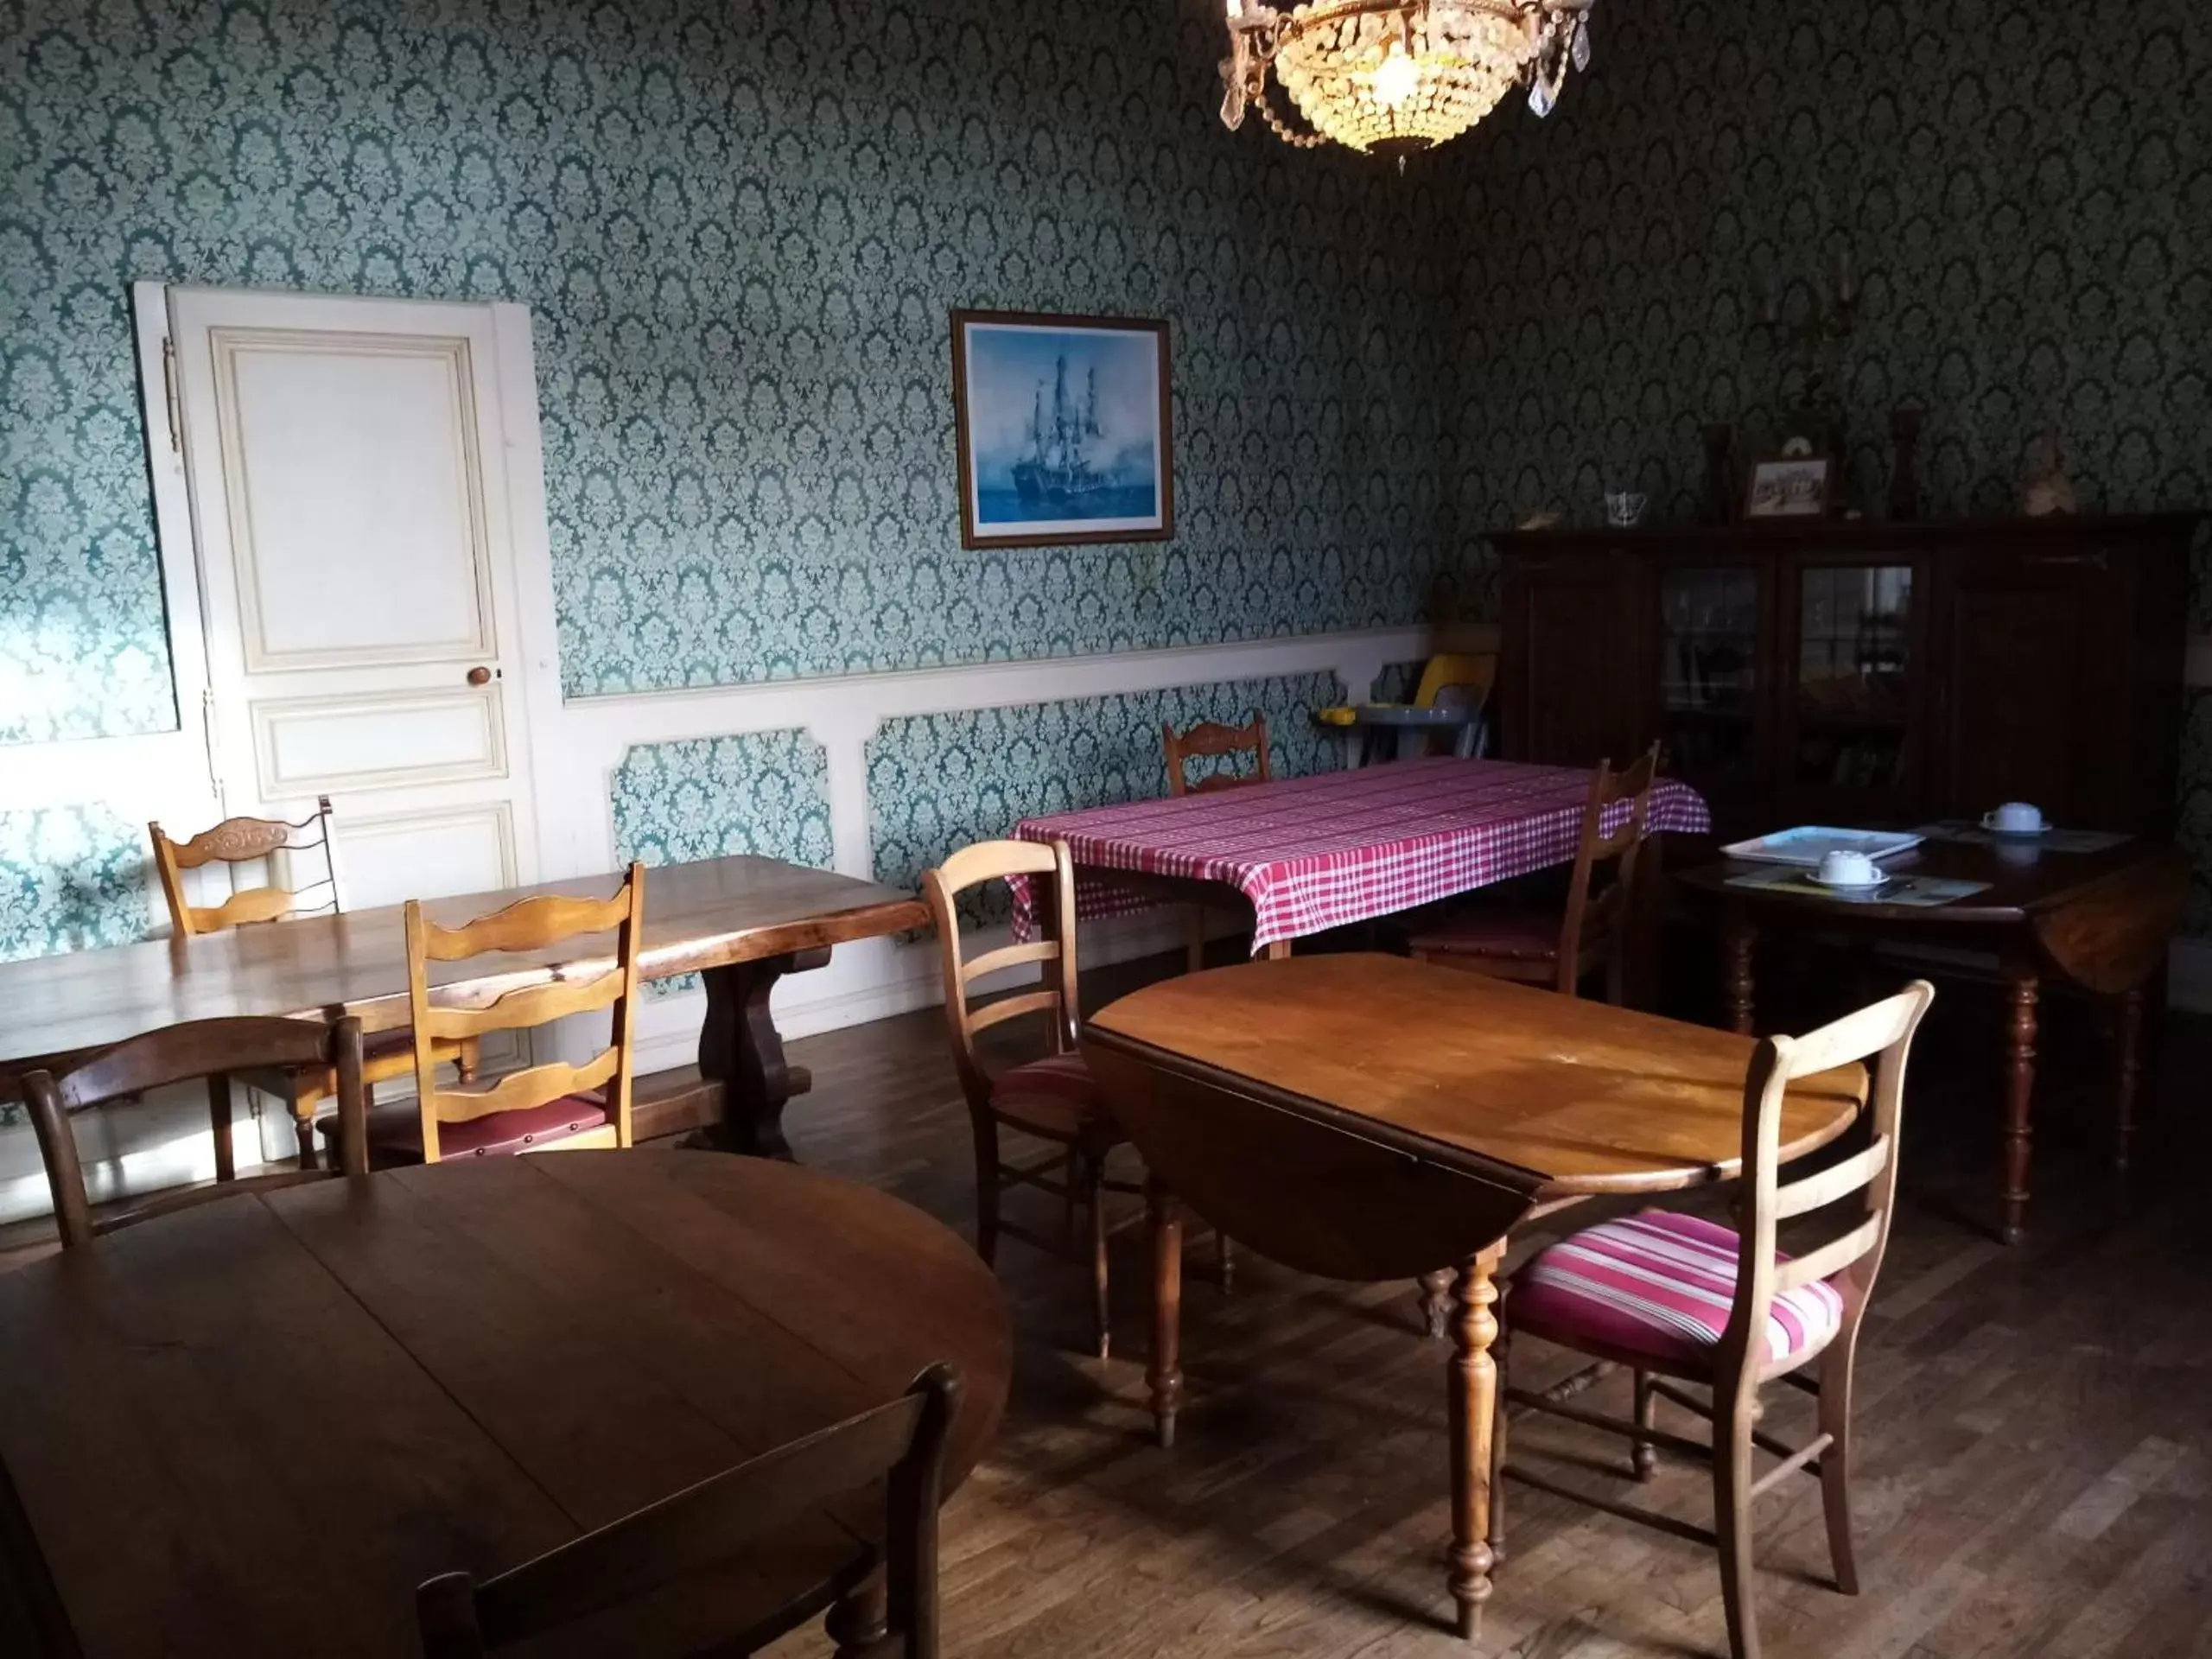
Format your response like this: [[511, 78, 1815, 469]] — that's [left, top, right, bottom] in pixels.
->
[[0, 855, 927, 1159], [1083, 954, 1866, 1643], [0, 1152, 1009, 1657], [1677, 836, 2187, 1243]]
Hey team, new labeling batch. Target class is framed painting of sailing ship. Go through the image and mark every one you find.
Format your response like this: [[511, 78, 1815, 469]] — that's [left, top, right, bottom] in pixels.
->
[[950, 308, 1173, 549]]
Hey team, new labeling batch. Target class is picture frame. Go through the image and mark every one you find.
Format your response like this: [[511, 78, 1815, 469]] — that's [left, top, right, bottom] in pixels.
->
[[950, 308, 1173, 549], [1743, 452, 1834, 519]]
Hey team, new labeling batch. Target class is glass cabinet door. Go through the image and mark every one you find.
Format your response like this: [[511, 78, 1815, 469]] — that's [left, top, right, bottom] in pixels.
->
[[1792, 564, 1913, 796], [1658, 567, 1761, 789]]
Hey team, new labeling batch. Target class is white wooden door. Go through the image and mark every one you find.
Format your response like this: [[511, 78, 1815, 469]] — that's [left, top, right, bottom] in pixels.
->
[[164, 288, 542, 911]]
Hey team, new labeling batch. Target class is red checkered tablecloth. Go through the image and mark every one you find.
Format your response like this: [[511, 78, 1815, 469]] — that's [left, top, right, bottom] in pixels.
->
[[1007, 756, 1711, 952]]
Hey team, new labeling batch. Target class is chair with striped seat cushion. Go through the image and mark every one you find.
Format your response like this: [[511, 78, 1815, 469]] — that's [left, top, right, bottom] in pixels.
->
[[1493, 982, 1934, 1659], [1508, 1211, 1846, 1374]]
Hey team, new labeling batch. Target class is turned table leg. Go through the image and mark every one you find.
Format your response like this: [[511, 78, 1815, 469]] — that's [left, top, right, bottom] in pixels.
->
[[1147, 1175, 1184, 1449], [696, 945, 832, 1158], [2000, 966, 2038, 1246], [825, 1570, 887, 1656], [1720, 913, 1756, 1035], [1447, 1243, 1505, 1642], [2112, 987, 2145, 1174]]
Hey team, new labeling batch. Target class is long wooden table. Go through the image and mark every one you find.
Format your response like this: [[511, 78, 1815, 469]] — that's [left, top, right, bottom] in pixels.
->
[[0, 855, 927, 1157], [1677, 835, 2188, 1243], [0, 1152, 1009, 1656], [1082, 954, 1866, 1644]]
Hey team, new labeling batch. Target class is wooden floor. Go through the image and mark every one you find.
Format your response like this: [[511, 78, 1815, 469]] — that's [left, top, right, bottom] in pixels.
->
[[756, 952, 2212, 1659]]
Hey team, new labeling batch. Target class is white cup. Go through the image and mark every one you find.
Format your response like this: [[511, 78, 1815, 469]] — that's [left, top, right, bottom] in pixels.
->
[[1817, 849, 1879, 887], [1983, 801, 2044, 835]]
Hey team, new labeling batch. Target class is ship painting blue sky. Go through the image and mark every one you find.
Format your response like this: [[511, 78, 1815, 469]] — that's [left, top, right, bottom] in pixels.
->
[[957, 317, 1169, 543]]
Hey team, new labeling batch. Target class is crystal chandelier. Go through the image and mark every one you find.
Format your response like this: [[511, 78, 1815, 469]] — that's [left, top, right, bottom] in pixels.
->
[[1219, 0, 1594, 161]]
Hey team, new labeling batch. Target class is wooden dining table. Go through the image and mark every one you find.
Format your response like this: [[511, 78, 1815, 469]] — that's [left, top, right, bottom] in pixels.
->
[[0, 1151, 1010, 1657], [1082, 954, 1866, 1643], [1677, 832, 2188, 1243], [0, 855, 926, 1158], [1007, 756, 1712, 958]]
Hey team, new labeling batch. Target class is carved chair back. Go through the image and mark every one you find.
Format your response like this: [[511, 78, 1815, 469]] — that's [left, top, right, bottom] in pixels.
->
[[404, 866, 645, 1162], [149, 797, 341, 938], [1162, 713, 1271, 797]]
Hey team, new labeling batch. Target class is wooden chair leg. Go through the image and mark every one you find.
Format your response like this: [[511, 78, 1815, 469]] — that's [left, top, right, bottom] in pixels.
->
[[1061, 1148, 1077, 1254], [1631, 1369, 1657, 1478], [971, 1117, 1000, 1268], [1817, 1347, 1861, 1595], [287, 1086, 321, 1173], [1085, 1152, 1110, 1361], [1184, 907, 1207, 975], [1713, 1386, 1763, 1659], [206, 1074, 236, 1184]]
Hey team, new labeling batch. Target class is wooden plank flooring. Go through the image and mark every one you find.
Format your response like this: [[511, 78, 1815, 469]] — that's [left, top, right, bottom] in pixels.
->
[[757, 956, 2212, 1658]]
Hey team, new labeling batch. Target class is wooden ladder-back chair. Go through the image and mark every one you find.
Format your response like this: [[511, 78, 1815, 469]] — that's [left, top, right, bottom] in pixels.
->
[[149, 798, 479, 1167], [1407, 743, 1662, 1002], [923, 840, 1147, 1357], [1493, 981, 1936, 1659], [23, 1014, 370, 1249], [417, 1365, 959, 1658], [1163, 712, 1271, 974], [336, 866, 645, 1165]]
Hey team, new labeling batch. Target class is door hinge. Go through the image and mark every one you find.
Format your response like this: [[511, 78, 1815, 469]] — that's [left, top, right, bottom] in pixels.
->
[[161, 335, 183, 454]]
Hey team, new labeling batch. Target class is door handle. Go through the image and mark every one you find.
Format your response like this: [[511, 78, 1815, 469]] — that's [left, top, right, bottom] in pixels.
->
[[467, 665, 494, 686]]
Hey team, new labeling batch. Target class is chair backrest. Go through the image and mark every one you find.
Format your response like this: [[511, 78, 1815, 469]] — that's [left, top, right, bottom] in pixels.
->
[[1552, 744, 1663, 995], [149, 797, 341, 937], [1412, 652, 1497, 711], [416, 1365, 959, 1659], [1162, 713, 1271, 797], [22, 1014, 370, 1249], [1722, 981, 1935, 1390], [404, 867, 645, 1163], [922, 841, 1079, 1116]]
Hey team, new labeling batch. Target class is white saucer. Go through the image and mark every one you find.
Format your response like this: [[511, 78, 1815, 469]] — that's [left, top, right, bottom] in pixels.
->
[[1983, 824, 2046, 840], [1810, 870, 1888, 890]]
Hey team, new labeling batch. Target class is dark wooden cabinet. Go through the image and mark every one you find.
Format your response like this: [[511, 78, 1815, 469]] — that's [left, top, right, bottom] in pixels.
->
[[1495, 516, 2196, 839]]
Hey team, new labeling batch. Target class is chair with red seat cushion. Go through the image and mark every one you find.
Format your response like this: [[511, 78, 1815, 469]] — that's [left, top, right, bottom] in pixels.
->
[[149, 799, 480, 1168], [921, 840, 1140, 1359], [322, 867, 645, 1167], [1402, 745, 1662, 1003], [1493, 982, 1934, 1659]]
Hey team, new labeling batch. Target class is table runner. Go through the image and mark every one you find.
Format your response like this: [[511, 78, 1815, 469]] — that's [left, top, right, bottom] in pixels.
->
[[1009, 756, 1711, 952]]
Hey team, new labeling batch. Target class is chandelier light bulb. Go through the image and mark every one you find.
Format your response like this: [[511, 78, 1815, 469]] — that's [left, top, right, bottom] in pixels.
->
[[1372, 41, 1421, 110]]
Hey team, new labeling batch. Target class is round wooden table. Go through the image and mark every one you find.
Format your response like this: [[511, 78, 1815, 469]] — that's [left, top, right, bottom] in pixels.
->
[[1084, 954, 1866, 1643], [0, 1152, 1010, 1658]]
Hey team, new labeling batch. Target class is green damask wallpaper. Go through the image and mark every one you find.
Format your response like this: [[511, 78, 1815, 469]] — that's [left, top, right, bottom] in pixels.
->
[[1432, 0, 2211, 918], [1, 0, 1446, 743], [1435, 0, 2210, 618]]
